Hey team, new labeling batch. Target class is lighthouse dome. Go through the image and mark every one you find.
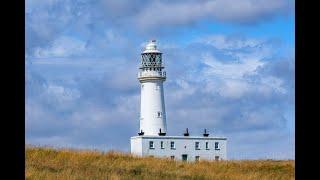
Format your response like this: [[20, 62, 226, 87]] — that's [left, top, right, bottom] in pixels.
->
[[143, 40, 161, 53]]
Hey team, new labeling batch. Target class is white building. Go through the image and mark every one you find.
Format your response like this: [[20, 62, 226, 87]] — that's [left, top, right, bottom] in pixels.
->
[[130, 40, 227, 161]]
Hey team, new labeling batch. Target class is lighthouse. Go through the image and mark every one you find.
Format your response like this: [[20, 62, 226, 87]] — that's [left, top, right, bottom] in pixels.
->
[[138, 40, 167, 136], [131, 40, 227, 161]]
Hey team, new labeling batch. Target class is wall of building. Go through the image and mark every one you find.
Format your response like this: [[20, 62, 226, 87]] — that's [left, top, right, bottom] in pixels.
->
[[131, 136, 227, 161], [140, 80, 167, 135], [131, 137, 143, 156]]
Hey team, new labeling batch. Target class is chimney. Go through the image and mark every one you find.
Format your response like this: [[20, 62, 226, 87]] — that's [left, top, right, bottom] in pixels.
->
[[203, 129, 209, 137], [183, 128, 189, 136]]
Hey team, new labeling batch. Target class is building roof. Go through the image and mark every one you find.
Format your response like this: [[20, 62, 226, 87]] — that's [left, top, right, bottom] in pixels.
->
[[131, 135, 227, 140]]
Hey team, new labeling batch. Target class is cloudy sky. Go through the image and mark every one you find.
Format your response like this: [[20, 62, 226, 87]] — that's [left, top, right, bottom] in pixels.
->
[[25, 0, 295, 159]]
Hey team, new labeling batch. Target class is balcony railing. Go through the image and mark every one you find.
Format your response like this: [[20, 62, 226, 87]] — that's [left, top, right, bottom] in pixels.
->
[[138, 71, 166, 79]]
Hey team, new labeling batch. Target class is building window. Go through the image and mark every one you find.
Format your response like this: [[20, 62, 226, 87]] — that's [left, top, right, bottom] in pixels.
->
[[170, 156, 175, 160], [149, 141, 154, 149], [161, 141, 164, 149], [157, 111, 162, 118], [195, 142, 200, 150], [182, 154, 188, 161], [215, 142, 219, 150], [170, 141, 175, 149], [195, 156, 200, 162], [215, 156, 219, 161], [206, 142, 209, 150]]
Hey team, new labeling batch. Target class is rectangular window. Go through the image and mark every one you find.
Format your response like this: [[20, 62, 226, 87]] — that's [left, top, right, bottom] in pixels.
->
[[195, 156, 200, 162], [157, 111, 162, 118], [215, 156, 219, 161], [195, 142, 200, 150], [170, 141, 175, 149], [161, 141, 164, 149], [206, 142, 209, 150], [149, 141, 154, 149], [182, 154, 188, 161], [215, 142, 219, 150]]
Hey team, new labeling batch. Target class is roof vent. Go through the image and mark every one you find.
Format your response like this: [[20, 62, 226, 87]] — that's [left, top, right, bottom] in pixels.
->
[[138, 130, 144, 136], [183, 128, 189, 136], [158, 128, 166, 136], [203, 129, 209, 137]]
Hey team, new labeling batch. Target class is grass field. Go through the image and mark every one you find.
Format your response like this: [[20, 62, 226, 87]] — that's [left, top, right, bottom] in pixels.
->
[[26, 146, 294, 180]]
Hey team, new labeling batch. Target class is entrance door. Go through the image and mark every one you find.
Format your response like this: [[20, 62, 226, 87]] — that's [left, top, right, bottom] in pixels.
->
[[182, 154, 188, 161]]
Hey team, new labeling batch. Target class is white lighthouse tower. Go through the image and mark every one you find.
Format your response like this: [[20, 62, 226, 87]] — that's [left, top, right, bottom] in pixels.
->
[[138, 40, 167, 136], [131, 40, 227, 161]]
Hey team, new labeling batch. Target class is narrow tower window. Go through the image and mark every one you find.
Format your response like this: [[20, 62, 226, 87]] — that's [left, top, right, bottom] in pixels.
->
[[206, 142, 209, 150], [157, 111, 162, 117], [195, 142, 200, 150], [215, 142, 219, 150], [160, 141, 164, 149], [170, 141, 175, 149], [149, 141, 154, 149]]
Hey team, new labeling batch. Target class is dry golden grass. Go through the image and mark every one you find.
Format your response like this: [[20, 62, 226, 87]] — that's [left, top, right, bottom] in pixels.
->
[[26, 146, 294, 180]]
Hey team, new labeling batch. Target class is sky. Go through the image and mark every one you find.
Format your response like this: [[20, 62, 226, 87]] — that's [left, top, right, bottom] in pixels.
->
[[25, 0, 295, 160]]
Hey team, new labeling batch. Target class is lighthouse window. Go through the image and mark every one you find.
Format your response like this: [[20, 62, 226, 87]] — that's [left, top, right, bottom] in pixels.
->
[[215, 142, 219, 150], [157, 111, 162, 117], [151, 54, 156, 62], [206, 142, 209, 150], [156, 54, 161, 63], [170, 141, 175, 149], [149, 141, 154, 149], [160, 141, 164, 149], [195, 142, 200, 150]]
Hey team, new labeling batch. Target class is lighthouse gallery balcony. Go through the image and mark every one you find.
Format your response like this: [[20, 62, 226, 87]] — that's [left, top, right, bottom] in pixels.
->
[[138, 71, 166, 81]]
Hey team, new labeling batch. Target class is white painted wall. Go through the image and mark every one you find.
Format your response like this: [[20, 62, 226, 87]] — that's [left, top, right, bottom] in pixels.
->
[[130, 137, 142, 155], [138, 40, 167, 136], [131, 136, 227, 161], [140, 79, 167, 135]]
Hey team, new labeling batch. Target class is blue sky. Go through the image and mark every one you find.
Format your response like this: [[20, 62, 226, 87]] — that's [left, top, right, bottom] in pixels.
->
[[25, 0, 295, 159]]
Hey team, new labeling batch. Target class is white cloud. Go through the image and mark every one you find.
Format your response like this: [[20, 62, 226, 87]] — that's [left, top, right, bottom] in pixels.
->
[[34, 36, 86, 58], [218, 80, 250, 99], [134, 0, 293, 29], [197, 34, 261, 50], [202, 53, 265, 79], [45, 84, 81, 103], [260, 76, 287, 94]]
